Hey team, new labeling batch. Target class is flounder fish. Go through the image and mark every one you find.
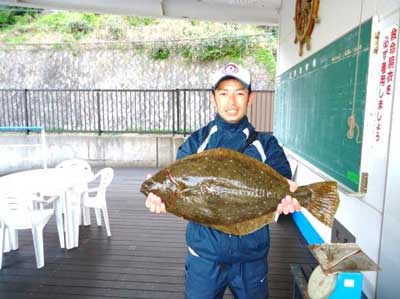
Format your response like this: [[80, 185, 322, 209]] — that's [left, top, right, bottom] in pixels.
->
[[141, 148, 340, 235]]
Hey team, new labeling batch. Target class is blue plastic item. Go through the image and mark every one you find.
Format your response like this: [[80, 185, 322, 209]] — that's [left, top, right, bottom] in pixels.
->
[[329, 272, 363, 299], [292, 211, 324, 245]]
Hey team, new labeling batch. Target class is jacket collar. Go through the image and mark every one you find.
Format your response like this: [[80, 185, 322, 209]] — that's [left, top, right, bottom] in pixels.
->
[[214, 113, 251, 133]]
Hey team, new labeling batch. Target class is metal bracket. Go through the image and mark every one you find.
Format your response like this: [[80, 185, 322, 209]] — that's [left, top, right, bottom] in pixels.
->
[[360, 172, 368, 194], [373, 31, 380, 54]]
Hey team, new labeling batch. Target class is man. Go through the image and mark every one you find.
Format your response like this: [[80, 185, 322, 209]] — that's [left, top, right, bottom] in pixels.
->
[[145, 62, 301, 299]]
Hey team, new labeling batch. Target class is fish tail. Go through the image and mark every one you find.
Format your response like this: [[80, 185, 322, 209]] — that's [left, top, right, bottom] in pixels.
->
[[297, 181, 340, 227]]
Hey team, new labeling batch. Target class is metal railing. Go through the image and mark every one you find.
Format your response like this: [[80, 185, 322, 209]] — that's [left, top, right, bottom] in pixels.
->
[[0, 89, 274, 135]]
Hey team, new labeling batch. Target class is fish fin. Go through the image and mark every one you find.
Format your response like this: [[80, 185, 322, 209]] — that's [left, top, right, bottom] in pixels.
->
[[210, 211, 276, 236], [300, 181, 340, 227]]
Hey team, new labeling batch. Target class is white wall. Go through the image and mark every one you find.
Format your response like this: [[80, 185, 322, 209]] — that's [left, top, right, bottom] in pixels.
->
[[0, 134, 184, 175], [376, 18, 400, 296], [277, 1, 400, 298], [277, 0, 400, 75]]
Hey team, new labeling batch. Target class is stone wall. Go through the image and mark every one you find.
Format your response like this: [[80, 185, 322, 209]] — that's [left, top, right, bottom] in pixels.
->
[[0, 48, 274, 90]]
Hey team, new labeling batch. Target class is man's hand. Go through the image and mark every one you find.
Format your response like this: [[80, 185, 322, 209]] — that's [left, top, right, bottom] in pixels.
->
[[144, 174, 167, 213], [276, 179, 301, 217], [145, 192, 167, 213]]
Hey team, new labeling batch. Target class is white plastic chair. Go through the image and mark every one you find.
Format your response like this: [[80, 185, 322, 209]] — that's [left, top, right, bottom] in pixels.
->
[[0, 193, 53, 269], [56, 158, 92, 174], [54, 159, 94, 248], [81, 168, 114, 237]]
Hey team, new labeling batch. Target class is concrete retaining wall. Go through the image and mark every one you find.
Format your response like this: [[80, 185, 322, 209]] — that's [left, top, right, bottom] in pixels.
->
[[0, 50, 274, 90], [0, 133, 185, 175]]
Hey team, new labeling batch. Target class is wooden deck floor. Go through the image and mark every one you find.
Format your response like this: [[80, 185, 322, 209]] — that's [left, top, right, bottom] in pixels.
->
[[0, 168, 316, 299]]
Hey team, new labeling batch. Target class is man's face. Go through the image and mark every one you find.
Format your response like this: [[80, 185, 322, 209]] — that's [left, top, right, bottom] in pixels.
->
[[211, 79, 255, 123]]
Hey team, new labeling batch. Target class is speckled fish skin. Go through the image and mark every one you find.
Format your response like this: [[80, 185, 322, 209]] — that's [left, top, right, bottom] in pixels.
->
[[141, 148, 340, 235]]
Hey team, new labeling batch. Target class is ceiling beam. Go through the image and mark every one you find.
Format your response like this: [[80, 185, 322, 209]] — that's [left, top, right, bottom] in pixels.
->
[[0, 0, 164, 17], [0, 0, 280, 24], [164, 0, 279, 24]]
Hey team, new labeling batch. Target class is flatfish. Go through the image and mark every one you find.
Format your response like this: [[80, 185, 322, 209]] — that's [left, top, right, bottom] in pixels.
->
[[141, 148, 340, 235]]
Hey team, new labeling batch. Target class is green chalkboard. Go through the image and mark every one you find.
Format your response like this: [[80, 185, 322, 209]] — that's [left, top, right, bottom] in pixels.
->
[[275, 19, 372, 191]]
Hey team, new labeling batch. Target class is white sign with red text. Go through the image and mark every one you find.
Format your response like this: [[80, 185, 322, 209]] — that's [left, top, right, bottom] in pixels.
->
[[374, 24, 398, 146]]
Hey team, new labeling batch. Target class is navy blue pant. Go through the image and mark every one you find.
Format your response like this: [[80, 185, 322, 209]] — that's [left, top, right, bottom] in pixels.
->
[[184, 253, 269, 299]]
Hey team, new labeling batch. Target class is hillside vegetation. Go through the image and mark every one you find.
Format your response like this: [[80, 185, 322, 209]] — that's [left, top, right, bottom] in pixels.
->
[[0, 7, 277, 74]]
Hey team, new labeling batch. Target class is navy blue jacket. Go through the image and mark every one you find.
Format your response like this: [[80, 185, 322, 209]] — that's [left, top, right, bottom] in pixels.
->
[[176, 114, 292, 264]]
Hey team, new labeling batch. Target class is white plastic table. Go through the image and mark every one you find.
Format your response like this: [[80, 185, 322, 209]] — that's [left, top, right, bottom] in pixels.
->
[[0, 168, 94, 250]]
